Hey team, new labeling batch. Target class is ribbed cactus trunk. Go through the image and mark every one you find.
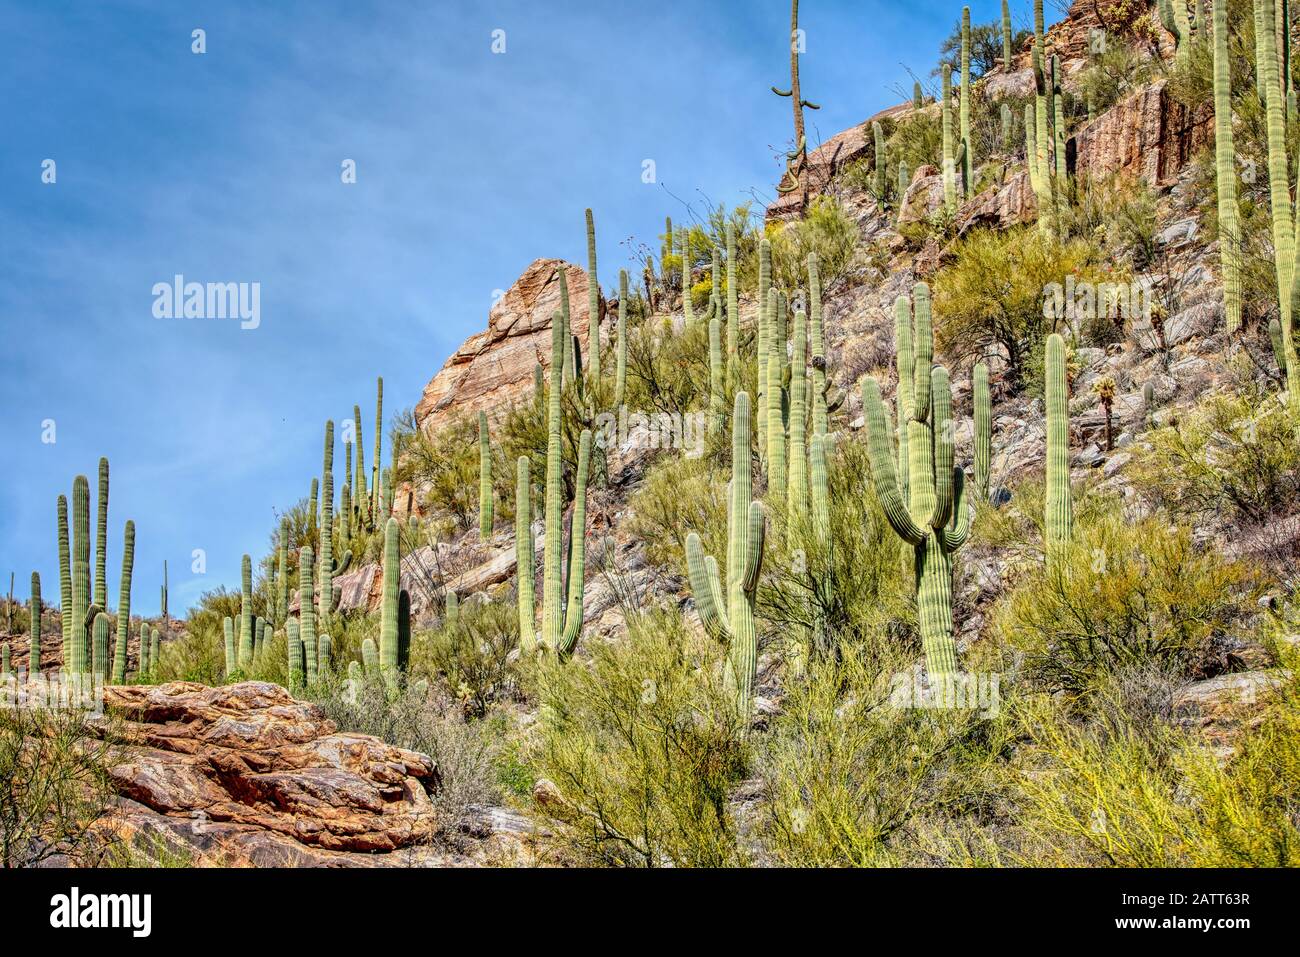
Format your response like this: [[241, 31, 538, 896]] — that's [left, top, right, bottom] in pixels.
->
[[71, 475, 90, 675], [680, 227, 695, 326], [787, 308, 808, 522], [757, 241, 772, 456], [726, 222, 739, 375], [942, 65, 957, 213], [112, 520, 134, 684], [27, 573, 41, 676], [237, 554, 254, 669], [709, 309, 725, 435], [614, 269, 628, 407], [516, 456, 536, 652], [974, 363, 991, 501], [767, 292, 787, 511], [361, 637, 378, 677], [151, 630, 161, 675], [1212, 0, 1243, 334], [808, 252, 827, 436], [1044, 334, 1073, 567], [1001, 0, 1012, 67], [277, 519, 290, 626], [139, 623, 151, 675], [686, 391, 767, 717], [1051, 55, 1067, 182], [94, 457, 109, 610], [58, 494, 71, 667], [321, 422, 336, 638], [91, 612, 110, 680], [1001, 103, 1012, 150], [372, 377, 384, 522], [913, 81, 923, 109], [299, 546, 317, 685], [1256, 0, 1295, 366], [960, 7, 973, 189], [585, 209, 601, 388], [223, 616, 236, 678], [478, 411, 493, 538], [354, 403, 368, 530], [541, 313, 592, 657], [862, 284, 982, 678], [873, 121, 888, 200], [287, 618, 302, 688], [379, 518, 400, 684]]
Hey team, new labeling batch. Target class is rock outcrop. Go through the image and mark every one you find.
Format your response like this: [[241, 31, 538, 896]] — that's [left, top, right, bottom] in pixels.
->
[[413, 258, 603, 438]]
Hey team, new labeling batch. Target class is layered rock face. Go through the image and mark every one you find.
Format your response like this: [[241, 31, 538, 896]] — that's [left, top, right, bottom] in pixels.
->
[[98, 682, 443, 866], [413, 258, 603, 438]]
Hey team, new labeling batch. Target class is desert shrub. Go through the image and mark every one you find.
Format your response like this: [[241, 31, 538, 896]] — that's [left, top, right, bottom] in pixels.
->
[[888, 110, 942, 174], [526, 610, 748, 866], [1130, 385, 1300, 528], [415, 599, 519, 718], [767, 196, 858, 293], [1011, 664, 1300, 866], [626, 453, 727, 572], [995, 509, 1260, 695], [757, 639, 1014, 866], [0, 704, 120, 867], [1057, 174, 1158, 271], [1075, 37, 1153, 118], [932, 226, 1109, 389], [934, 18, 1030, 77]]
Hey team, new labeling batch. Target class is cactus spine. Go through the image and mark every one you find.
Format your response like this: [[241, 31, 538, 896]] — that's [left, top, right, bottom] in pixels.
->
[[787, 307, 809, 522], [478, 411, 493, 538], [516, 456, 537, 651], [237, 554, 253, 669], [974, 363, 991, 501], [1212, 0, 1242, 334], [862, 284, 979, 678], [614, 269, 628, 407], [686, 391, 767, 715], [112, 521, 134, 684], [541, 314, 592, 657], [299, 546, 317, 685], [960, 7, 973, 188], [1045, 334, 1073, 565], [94, 457, 108, 610], [380, 518, 401, 683]]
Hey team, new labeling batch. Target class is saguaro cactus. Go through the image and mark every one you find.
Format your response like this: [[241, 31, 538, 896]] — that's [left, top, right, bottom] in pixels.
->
[[809, 252, 828, 436], [1001, 0, 1013, 67], [1044, 334, 1073, 565], [92, 612, 110, 680], [586, 209, 601, 389], [287, 618, 302, 688], [29, 572, 42, 676], [767, 291, 788, 510], [372, 376, 384, 521], [942, 65, 958, 213], [140, 622, 151, 675], [873, 121, 888, 200], [974, 363, 991, 500], [787, 308, 809, 522], [94, 457, 109, 609], [516, 456, 537, 652], [223, 616, 236, 677], [1212, 0, 1242, 333], [379, 518, 402, 683], [541, 314, 593, 657], [112, 521, 134, 684], [686, 392, 767, 715], [757, 241, 772, 451], [615, 269, 628, 407], [58, 494, 71, 665], [299, 546, 317, 684], [238, 554, 254, 668], [478, 411, 494, 537], [726, 222, 739, 372], [862, 284, 982, 677], [71, 475, 90, 675], [960, 7, 973, 188], [709, 306, 725, 435]]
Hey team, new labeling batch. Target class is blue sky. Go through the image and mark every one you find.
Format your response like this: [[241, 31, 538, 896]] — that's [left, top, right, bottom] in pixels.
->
[[0, 0, 1025, 615]]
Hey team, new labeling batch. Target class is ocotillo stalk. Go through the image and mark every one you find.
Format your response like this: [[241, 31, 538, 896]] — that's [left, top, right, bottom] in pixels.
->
[[862, 283, 983, 678], [974, 363, 991, 501], [379, 518, 401, 684], [372, 377, 384, 521], [94, 457, 108, 610], [788, 308, 809, 522], [112, 521, 134, 684], [299, 546, 317, 685], [1045, 333, 1073, 565], [58, 494, 71, 665], [29, 572, 42, 676], [585, 208, 601, 388], [478, 411, 493, 538], [614, 269, 628, 407], [516, 456, 536, 652], [1212, 0, 1242, 334], [222, 616, 235, 677], [726, 221, 739, 373], [809, 252, 827, 436], [960, 7, 973, 188], [686, 391, 767, 716]]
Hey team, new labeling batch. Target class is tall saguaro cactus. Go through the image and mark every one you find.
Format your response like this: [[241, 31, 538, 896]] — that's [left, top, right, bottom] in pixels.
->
[[1212, 0, 1242, 334], [112, 521, 135, 684], [29, 573, 42, 676], [973, 363, 992, 501], [862, 284, 982, 677], [541, 313, 593, 657], [238, 554, 254, 668], [516, 456, 536, 652], [58, 494, 70, 665], [686, 391, 767, 716], [380, 518, 402, 684], [942, 65, 958, 213], [1001, 0, 1013, 67], [1044, 334, 1073, 566], [757, 241, 772, 451], [960, 7, 973, 188], [772, 0, 820, 201], [94, 457, 109, 610], [372, 377, 384, 522], [614, 269, 628, 407], [585, 208, 601, 388], [70, 475, 91, 675], [809, 252, 828, 436], [787, 308, 809, 522], [478, 411, 493, 538], [299, 546, 317, 684], [726, 222, 739, 373], [766, 291, 788, 511]]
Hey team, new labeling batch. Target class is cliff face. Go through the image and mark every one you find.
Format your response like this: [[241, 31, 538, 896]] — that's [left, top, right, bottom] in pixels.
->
[[413, 258, 604, 437]]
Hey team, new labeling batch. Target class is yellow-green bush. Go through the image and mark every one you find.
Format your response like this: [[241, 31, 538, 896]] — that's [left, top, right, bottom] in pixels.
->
[[767, 195, 858, 293]]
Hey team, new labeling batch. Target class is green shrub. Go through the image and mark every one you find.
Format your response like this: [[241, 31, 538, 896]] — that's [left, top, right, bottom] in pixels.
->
[[767, 196, 858, 293], [416, 599, 519, 718], [525, 610, 748, 866]]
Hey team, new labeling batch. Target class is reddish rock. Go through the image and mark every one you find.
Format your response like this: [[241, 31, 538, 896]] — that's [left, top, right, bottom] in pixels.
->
[[413, 258, 602, 438], [1071, 79, 1212, 187]]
